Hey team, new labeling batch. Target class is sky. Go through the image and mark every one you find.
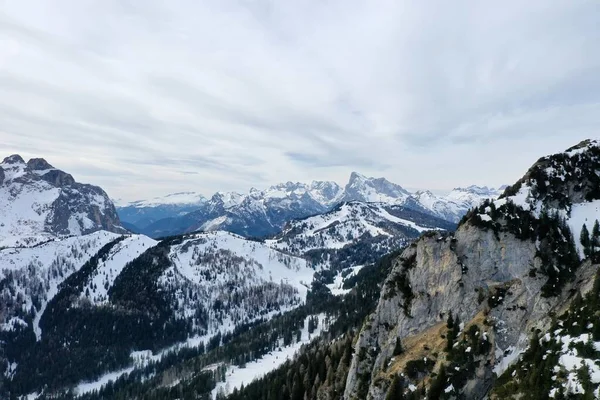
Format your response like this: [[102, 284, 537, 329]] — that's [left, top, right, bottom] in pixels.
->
[[0, 0, 599, 202]]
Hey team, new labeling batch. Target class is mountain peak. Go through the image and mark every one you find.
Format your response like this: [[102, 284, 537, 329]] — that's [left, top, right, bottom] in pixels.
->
[[0, 154, 124, 247], [2, 154, 25, 165], [348, 171, 367, 181], [414, 189, 435, 197], [565, 138, 599, 154], [343, 172, 409, 203], [500, 138, 600, 209], [26, 158, 54, 171]]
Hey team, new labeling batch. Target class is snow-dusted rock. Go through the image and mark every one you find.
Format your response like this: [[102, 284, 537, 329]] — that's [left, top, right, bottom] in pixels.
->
[[0, 154, 124, 247]]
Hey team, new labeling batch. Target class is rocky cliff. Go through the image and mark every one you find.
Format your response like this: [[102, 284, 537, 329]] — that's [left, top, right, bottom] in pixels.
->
[[343, 139, 600, 399]]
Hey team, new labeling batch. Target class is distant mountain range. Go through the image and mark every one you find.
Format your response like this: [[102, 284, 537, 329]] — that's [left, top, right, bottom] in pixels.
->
[[117, 172, 504, 238]]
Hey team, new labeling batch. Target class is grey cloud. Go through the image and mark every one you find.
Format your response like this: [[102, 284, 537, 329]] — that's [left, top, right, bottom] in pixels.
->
[[0, 0, 598, 200], [286, 151, 387, 170]]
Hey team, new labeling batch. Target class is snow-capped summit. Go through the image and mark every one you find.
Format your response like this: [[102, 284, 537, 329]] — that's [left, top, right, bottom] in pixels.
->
[[0, 154, 124, 247], [342, 172, 411, 203], [262, 180, 344, 207], [210, 191, 247, 208], [411, 185, 504, 223]]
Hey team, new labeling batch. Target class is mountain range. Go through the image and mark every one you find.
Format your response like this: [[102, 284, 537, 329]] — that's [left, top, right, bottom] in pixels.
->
[[0, 154, 453, 398], [2, 139, 599, 399], [116, 171, 503, 238]]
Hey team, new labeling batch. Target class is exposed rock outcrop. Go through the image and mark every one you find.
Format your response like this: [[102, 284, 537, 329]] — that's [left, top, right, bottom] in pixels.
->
[[344, 139, 600, 399]]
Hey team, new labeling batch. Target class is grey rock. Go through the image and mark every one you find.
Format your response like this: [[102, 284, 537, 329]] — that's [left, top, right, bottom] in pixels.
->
[[26, 158, 54, 171], [2, 154, 25, 164], [342, 172, 410, 203], [344, 223, 596, 400], [39, 169, 75, 186]]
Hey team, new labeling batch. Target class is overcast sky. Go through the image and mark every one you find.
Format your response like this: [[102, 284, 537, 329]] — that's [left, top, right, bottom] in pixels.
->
[[0, 0, 598, 201]]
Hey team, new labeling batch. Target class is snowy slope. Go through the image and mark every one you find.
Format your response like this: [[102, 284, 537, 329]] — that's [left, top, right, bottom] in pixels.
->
[[268, 202, 454, 255], [211, 314, 329, 399], [160, 231, 314, 332], [0, 231, 121, 338], [80, 235, 158, 305], [566, 200, 600, 259]]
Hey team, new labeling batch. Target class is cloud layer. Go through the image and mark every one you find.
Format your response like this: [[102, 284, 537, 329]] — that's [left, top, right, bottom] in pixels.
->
[[1, 0, 598, 200]]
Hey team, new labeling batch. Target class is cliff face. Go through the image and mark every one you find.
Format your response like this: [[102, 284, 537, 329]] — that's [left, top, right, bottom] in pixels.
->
[[345, 227, 597, 399], [344, 140, 600, 399]]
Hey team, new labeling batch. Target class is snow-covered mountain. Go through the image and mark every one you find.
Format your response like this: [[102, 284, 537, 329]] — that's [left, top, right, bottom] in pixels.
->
[[341, 172, 411, 203], [0, 157, 332, 396], [269, 201, 454, 258], [0, 154, 124, 247], [0, 231, 123, 338], [131, 181, 345, 238], [117, 173, 492, 239], [161, 231, 314, 332], [411, 185, 506, 223], [1, 227, 317, 396]]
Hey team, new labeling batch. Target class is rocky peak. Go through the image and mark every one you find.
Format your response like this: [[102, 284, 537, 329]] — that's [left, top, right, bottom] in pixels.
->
[[40, 169, 75, 187], [348, 171, 368, 184], [26, 157, 54, 171], [0, 154, 124, 247], [2, 154, 25, 165], [414, 189, 435, 197], [500, 138, 600, 210], [343, 172, 410, 203], [210, 191, 246, 209]]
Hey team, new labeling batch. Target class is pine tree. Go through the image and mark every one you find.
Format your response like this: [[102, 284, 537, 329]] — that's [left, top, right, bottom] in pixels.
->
[[393, 338, 404, 356], [581, 224, 591, 258], [592, 220, 600, 258], [385, 375, 405, 400], [428, 364, 447, 400], [446, 312, 454, 329]]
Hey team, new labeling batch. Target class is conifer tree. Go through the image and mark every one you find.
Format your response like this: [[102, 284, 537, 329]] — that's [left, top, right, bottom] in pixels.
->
[[446, 312, 454, 329], [428, 364, 447, 400], [385, 375, 405, 400], [580, 223, 591, 258], [393, 338, 404, 356], [592, 220, 600, 257]]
